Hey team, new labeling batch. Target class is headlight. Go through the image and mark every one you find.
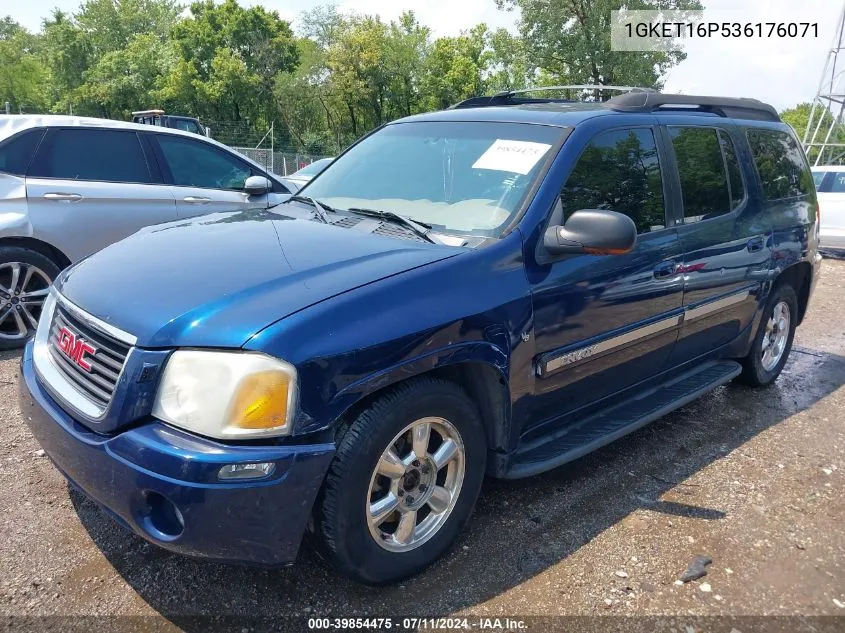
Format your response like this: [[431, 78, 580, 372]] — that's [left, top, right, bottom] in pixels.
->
[[152, 350, 298, 440]]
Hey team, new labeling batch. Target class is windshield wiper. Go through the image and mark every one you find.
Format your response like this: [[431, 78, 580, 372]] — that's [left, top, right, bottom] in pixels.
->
[[346, 207, 436, 244], [287, 195, 334, 224]]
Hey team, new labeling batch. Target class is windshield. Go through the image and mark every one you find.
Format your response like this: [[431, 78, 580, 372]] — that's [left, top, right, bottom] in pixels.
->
[[171, 118, 203, 135], [293, 158, 333, 178], [301, 121, 565, 235]]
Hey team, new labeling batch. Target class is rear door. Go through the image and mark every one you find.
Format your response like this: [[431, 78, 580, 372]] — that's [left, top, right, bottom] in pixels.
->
[[25, 127, 177, 262], [150, 133, 271, 218], [661, 121, 771, 366], [814, 170, 845, 249]]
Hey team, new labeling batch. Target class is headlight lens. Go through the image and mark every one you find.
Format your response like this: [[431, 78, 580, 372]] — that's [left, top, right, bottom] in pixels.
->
[[152, 350, 298, 439]]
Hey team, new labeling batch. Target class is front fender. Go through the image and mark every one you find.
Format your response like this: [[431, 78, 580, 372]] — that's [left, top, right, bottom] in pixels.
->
[[329, 340, 508, 417]]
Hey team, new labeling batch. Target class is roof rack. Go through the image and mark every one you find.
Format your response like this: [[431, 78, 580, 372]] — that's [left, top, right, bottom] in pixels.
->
[[450, 85, 653, 109], [450, 87, 781, 122], [603, 92, 780, 122]]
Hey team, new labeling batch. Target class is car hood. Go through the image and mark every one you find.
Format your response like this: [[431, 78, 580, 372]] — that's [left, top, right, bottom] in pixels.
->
[[57, 210, 460, 348]]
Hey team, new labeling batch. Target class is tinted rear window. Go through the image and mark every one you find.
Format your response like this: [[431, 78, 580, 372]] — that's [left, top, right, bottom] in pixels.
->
[[747, 129, 812, 200], [0, 128, 45, 176], [31, 129, 151, 183], [670, 127, 731, 222]]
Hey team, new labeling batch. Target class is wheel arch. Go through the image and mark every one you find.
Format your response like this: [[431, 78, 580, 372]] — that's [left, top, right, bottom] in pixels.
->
[[774, 260, 812, 325], [0, 236, 71, 271], [327, 343, 512, 457]]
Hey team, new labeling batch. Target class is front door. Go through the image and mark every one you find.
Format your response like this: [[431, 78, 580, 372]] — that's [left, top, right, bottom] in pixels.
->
[[26, 127, 177, 262], [527, 125, 684, 435], [150, 133, 269, 218]]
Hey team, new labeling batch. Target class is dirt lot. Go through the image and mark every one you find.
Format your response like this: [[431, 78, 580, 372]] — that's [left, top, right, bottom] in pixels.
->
[[1, 261, 844, 630]]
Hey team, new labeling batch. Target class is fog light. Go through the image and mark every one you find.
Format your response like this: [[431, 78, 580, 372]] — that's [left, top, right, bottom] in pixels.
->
[[218, 462, 275, 480]]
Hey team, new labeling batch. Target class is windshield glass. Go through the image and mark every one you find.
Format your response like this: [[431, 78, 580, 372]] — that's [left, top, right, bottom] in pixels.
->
[[301, 121, 565, 235], [293, 158, 333, 177]]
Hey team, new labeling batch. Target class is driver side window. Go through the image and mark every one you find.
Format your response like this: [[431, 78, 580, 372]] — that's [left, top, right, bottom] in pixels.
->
[[156, 135, 252, 190], [562, 127, 666, 234]]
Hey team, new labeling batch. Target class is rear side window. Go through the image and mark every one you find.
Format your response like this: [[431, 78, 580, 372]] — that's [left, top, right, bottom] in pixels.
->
[[0, 128, 45, 176], [156, 135, 252, 190], [670, 127, 732, 222], [30, 129, 151, 183], [718, 130, 745, 209], [562, 127, 665, 234], [747, 129, 812, 199], [825, 172, 845, 193]]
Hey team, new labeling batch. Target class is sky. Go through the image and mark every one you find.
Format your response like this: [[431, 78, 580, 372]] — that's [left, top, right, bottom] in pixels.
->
[[10, 0, 844, 111]]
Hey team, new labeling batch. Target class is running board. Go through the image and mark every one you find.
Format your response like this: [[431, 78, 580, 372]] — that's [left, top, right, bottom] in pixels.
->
[[507, 360, 742, 479]]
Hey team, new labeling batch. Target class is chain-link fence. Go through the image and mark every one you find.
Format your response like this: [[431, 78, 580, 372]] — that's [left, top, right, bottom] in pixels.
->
[[232, 147, 331, 176], [206, 120, 332, 176]]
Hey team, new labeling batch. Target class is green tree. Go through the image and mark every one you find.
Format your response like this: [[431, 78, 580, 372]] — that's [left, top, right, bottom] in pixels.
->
[[0, 18, 50, 112], [74, 0, 179, 56], [274, 38, 338, 153], [165, 0, 298, 124], [782, 102, 845, 165], [384, 12, 430, 118], [75, 33, 175, 118], [41, 0, 179, 115], [485, 28, 532, 93], [497, 0, 702, 98], [421, 25, 490, 110], [41, 10, 92, 108]]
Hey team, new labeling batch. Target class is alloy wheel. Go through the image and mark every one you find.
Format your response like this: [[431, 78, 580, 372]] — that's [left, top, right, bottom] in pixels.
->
[[761, 299, 790, 372], [366, 417, 465, 552], [0, 262, 51, 342]]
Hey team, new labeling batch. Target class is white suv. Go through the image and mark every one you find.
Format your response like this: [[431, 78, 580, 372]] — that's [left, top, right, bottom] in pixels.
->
[[0, 115, 291, 348]]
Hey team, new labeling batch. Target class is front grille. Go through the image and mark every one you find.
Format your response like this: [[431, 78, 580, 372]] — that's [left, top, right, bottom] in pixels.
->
[[47, 303, 131, 410]]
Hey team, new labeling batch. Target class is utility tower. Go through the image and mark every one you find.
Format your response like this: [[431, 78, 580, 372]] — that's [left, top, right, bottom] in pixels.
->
[[804, 2, 845, 165]]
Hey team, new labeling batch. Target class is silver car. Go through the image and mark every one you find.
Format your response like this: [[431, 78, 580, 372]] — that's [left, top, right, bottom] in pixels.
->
[[0, 115, 292, 348]]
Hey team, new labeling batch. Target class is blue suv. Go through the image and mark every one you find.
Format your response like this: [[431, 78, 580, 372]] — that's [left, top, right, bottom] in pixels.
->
[[18, 91, 821, 584]]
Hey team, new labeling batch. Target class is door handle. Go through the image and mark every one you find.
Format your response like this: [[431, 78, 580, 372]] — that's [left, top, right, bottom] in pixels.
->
[[183, 196, 211, 204], [747, 236, 764, 252], [43, 192, 83, 203], [653, 261, 677, 279]]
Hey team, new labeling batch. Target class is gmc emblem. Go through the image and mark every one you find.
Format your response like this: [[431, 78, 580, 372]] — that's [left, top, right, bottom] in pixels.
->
[[57, 326, 97, 372]]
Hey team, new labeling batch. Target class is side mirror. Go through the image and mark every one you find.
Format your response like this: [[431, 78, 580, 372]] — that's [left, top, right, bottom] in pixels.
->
[[244, 175, 271, 196], [544, 209, 637, 256], [204, 126, 212, 137]]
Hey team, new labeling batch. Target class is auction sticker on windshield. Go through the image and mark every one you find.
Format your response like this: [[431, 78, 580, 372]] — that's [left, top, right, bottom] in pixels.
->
[[472, 139, 552, 175]]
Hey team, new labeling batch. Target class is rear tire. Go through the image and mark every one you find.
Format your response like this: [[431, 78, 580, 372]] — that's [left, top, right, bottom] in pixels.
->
[[315, 377, 486, 585], [0, 247, 59, 350], [736, 283, 798, 386]]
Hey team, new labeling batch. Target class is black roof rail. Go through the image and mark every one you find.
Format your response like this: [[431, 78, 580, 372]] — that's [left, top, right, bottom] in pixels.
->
[[604, 92, 780, 122], [450, 85, 653, 109]]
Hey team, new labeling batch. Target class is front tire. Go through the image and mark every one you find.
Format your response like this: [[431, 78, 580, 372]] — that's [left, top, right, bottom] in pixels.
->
[[315, 377, 487, 585], [737, 283, 798, 386], [0, 247, 59, 350]]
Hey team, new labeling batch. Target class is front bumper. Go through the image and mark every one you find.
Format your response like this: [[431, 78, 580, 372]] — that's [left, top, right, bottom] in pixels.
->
[[18, 342, 335, 566]]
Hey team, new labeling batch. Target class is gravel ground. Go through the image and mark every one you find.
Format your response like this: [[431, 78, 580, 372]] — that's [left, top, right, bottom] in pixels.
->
[[1, 260, 845, 630]]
